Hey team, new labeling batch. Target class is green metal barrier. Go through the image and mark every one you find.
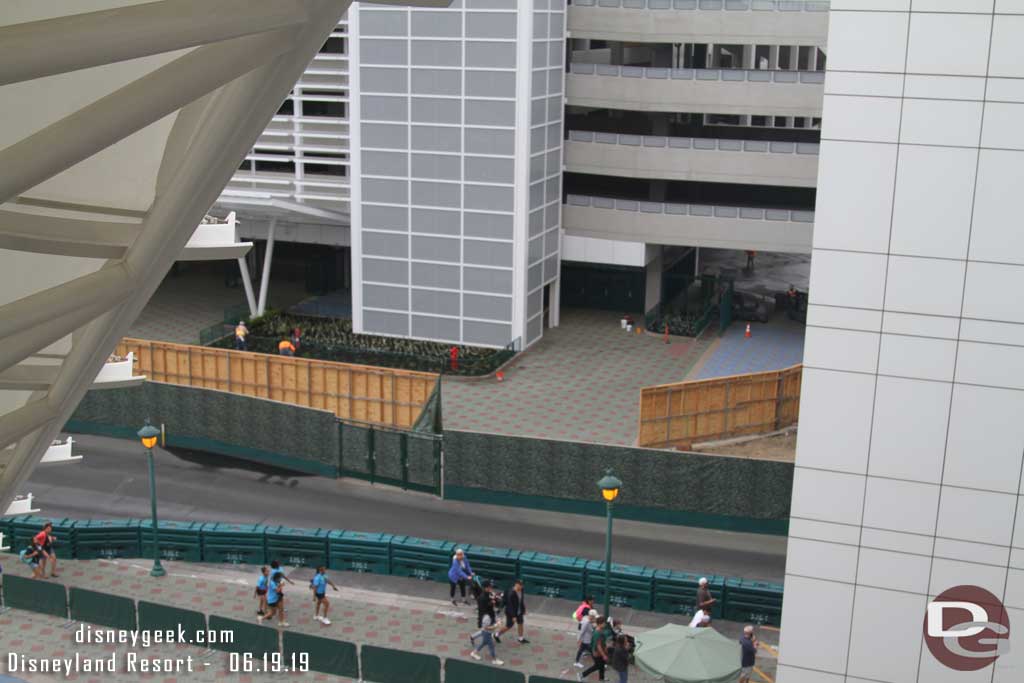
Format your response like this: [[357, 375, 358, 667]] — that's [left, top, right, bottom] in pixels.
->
[[265, 526, 329, 568], [201, 523, 268, 565], [463, 545, 521, 588], [723, 578, 784, 626], [653, 571, 725, 619], [138, 601, 207, 636], [283, 632, 358, 679], [141, 520, 204, 562], [74, 519, 142, 559], [389, 536, 455, 583], [518, 552, 587, 601], [583, 562, 655, 611], [445, 658, 525, 683], [70, 587, 137, 631], [208, 615, 280, 656], [9, 515, 75, 557], [530, 678, 569, 683], [328, 531, 393, 575], [361, 646, 440, 683], [2, 574, 68, 618]]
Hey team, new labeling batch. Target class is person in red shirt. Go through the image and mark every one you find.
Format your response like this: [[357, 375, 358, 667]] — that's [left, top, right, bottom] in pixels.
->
[[33, 522, 58, 578]]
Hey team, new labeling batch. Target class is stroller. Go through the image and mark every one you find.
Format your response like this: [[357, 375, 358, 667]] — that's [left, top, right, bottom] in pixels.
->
[[469, 574, 505, 611], [607, 619, 637, 664]]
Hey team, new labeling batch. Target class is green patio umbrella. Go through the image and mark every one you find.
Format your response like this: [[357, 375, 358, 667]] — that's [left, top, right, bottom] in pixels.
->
[[634, 624, 742, 683]]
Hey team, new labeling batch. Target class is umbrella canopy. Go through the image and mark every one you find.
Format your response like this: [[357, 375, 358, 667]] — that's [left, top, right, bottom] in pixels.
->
[[634, 624, 742, 683]]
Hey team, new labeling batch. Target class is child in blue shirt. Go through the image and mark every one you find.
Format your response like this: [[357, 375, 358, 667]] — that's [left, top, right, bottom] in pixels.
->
[[254, 566, 269, 616], [310, 566, 339, 625], [260, 574, 289, 628]]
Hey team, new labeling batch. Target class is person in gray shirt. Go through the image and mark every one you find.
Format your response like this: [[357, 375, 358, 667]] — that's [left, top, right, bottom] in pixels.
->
[[574, 610, 598, 668]]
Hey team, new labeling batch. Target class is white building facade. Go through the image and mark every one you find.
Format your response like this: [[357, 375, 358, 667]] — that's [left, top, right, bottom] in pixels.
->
[[779, 2, 1024, 681]]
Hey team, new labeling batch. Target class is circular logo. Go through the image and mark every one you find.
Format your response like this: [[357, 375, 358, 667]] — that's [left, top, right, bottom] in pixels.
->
[[924, 585, 1011, 671]]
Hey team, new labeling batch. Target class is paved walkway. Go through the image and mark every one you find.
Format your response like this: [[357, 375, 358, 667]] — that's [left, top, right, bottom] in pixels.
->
[[698, 248, 810, 297], [0, 558, 780, 682], [689, 317, 805, 380], [443, 309, 714, 446]]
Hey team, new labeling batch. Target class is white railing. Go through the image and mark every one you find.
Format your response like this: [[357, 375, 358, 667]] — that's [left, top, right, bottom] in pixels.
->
[[569, 62, 826, 84], [565, 194, 815, 223], [42, 437, 82, 465], [4, 493, 39, 516], [572, 0, 829, 10], [94, 352, 135, 384], [567, 130, 819, 155]]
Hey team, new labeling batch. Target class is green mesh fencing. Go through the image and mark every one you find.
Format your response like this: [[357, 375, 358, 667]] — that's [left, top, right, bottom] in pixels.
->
[[406, 435, 438, 489], [360, 646, 440, 683], [137, 601, 206, 636], [2, 574, 68, 618], [373, 429, 404, 483], [70, 587, 136, 631], [445, 658, 525, 683], [340, 422, 373, 477], [208, 616, 279, 656], [530, 677, 570, 683], [282, 632, 358, 679]]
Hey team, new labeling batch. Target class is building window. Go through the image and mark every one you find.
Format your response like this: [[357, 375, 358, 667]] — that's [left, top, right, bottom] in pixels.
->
[[277, 99, 294, 116], [303, 100, 346, 118], [304, 163, 346, 177], [321, 36, 346, 54]]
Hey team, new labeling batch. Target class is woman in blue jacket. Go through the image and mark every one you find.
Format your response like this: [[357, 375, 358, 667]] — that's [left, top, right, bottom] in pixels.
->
[[448, 548, 474, 606]]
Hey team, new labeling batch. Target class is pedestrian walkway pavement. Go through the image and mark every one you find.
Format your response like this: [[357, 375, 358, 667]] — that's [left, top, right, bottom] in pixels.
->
[[689, 317, 805, 381], [443, 309, 714, 446], [0, 557, 779, 682]]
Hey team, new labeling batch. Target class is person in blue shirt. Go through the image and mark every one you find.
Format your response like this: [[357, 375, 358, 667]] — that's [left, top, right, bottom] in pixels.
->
[[260, 573, 289, 628], [254, 566, 269, 616], [448, 548, 474, 606], [310, 566, 339, 625]]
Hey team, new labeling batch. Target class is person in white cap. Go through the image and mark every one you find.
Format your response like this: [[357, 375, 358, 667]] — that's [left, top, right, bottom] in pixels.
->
[[696, 577, 716, 616]]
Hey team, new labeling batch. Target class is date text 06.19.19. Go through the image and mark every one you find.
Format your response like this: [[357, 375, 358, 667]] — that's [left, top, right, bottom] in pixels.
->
[[229, 652, 309, 673]]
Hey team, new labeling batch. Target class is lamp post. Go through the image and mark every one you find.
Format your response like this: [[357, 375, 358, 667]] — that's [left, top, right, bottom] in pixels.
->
[[597, 469, 623, 617], [137, 419, 165, 577]]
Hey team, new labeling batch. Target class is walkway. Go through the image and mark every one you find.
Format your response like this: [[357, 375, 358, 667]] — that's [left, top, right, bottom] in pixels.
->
[[689, 317, 805, 380], [443, 309, 714, 446]]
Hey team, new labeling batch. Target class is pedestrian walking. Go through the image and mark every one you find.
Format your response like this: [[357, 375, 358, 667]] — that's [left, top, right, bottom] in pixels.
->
[[269, 560, 295, 587], [33, 522, 58, 578], [574, 609, 598, 668], [254, 566, 269, 616], [739, 625, 758, 683], [578, 615, 609, 681], [573, 595, 595, 630], [234, 321, 248, 351], [260, 571, 289, 627], [310, 566, 339, 625], [448, 548, 474, 606], [469, 612, 504, 666], [496, 579, 529, 644], [19, 542, 44, 580], [476, 579, 497, 628], [609, 634, 631, 683], [696, 577, 716, 615]]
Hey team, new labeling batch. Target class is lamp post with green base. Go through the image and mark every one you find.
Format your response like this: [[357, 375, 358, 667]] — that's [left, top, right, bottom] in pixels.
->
[[137, 419, 165, 578], [597, 469, 623, 617]]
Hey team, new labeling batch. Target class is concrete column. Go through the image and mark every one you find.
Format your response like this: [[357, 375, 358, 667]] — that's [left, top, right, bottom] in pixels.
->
[[237, 256, 257, 316], [256, 217, 277, 316], [769, 45, 779, 70], [644, 246, 663, 313]]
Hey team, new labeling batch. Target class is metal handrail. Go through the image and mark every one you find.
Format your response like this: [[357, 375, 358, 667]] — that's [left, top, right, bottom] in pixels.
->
[[567, 129, 819, 155], [565, 194, 815, 223], [574, 0, 829, 11], [569, 62, 826, 84]]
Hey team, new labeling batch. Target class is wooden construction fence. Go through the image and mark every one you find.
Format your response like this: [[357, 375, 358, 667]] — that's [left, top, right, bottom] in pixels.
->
[[116, 338, 438, 428], [638, 364, 802, 449]]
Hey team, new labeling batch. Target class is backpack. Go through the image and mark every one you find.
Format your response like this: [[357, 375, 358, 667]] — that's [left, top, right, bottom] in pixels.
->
[[574, 603, 590, 622]]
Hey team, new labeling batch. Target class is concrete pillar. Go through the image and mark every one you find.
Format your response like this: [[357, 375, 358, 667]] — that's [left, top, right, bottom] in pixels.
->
[[644, 246, 663, 313], [769, 45, 779, 70], [256, 217, 276, 316]]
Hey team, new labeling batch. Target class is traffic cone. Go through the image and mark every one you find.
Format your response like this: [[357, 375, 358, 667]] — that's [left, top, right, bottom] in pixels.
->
[[744, 323, 752, 339], [496, 371, 504, 382]]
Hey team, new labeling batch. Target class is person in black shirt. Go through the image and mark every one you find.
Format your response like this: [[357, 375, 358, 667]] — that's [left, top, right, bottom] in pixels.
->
[[496, 579, 529, 644], [739, 625, 758, 683], [476, 580, 497, 629]]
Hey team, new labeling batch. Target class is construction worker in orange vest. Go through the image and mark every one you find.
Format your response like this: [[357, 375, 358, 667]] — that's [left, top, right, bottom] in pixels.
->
[[278, 339, 296, 356]]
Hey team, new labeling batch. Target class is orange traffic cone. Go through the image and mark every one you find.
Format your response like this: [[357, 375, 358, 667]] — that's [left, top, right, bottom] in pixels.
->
[[744, 323, 752, 339], [496, 371, 504, 382]]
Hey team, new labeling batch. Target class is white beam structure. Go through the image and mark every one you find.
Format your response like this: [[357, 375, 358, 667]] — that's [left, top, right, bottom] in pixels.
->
[[0, 0, 449, 516]]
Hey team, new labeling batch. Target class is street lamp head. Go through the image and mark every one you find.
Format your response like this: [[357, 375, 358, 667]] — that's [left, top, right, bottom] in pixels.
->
[[597, 469, 623, 503], [137, 419, 160, 450]]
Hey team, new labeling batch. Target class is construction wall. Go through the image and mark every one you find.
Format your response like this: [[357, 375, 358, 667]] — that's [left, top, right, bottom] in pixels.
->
[[117, 338, 436, 428], [638, 364, 802, 450]]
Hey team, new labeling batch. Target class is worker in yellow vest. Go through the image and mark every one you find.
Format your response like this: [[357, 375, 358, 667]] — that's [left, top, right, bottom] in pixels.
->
[[278, 339, 296, 357], [234, 321, 248, 351]]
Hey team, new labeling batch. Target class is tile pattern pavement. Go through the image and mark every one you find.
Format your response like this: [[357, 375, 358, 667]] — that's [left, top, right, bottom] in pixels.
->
[[690, 317, 805, 381]]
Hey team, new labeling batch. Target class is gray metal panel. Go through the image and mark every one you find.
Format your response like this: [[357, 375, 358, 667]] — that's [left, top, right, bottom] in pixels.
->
[[548, 40, 563, 67], [466, 71, 517, 98], [529, 182, 543, 209], [546, 148, 561, 175], [547, 95, 561, 121], [363, 257, 408, 285], [411, 181, 461, 208], [464, 212, 513, 239], [549, 13, 564, 38], [412, 314, 458, 341], [545, 203, 560, 228], [531, 129, 545, 154], [463, 266, 513, 294], [527, 315, 542, 345], [364, 310, 409, 337], [411, 234, 460, 262], [465, 184, 514, 212], [465, 128, 515, 155], [466, 100, 515, 127], [543, 255, 558, 282], [410, 10, 462, 37], [528, 263, 542, 290], [545, 228, 559, 255], [530, 153, 545, 182], [363, 204, 409, 231], [412, 125, 461, 152], [527, 289, 542, 318], [412, 288, 460, 316], [532, 70, 547, 95], [411, 207, 460, 236], [529, 209, 544, 237], [548, 67, 562, 94], [362, 95, 408, 122], [411, 97, 461, 124], [547, 122, 561, 149], [531, 98, 545, 126], [467, 12, 516, 39], [468, 0, 516, 7], [363, 283, 409, 311], [528, 236, 543, 263], [465, 156, 514, 184], [466, 41, 516, 68], [412, 262, 461, 288], [411, 40, 462, 67], [545, 176, 560, 203], [463, 320, 512, 346], [464, 239, 513, 267], [361, 39, 408, 65], [532, 41, 547, 68], [411, 69, 462, 96], [363, 231, 408, 258], [463, 293, 512, 321], [363, 150, 409, 177], [362, 123, 408, 149], [533, 12, 548, 38], [360, 10, 408, 37], [363, 178, 408, 204], [361, 67, 408, 94], [412, 153, 461, 181]]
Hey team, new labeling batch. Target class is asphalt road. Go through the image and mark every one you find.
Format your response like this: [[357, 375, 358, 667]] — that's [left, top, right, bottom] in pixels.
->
[[23, 434, 787, 582]]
